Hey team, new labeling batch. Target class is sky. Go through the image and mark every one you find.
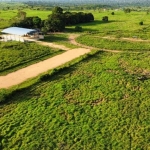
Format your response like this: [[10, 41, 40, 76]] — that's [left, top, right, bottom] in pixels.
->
[[1, 0, 150, 5]]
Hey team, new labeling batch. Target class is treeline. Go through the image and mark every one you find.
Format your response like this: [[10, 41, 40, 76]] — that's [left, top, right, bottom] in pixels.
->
[[12, 6, 94, 32]]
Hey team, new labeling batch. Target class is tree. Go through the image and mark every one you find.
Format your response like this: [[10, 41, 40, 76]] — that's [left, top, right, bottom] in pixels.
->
[[139, 21, 143, 25], [102, 16, 108, 22], [124, 8, 131, 13], [43, 6, 65, 32], [17, 10, 26, 20], [87, 13, 94, 21], [52, 6, 63, 14], [32, 16, 41, 28], [44, 13, 65, 32], [75, 26, 82, 32]]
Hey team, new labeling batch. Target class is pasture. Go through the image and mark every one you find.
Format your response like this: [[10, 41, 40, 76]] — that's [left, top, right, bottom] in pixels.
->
[[0, 7, 150, 150], [0, 41, 63, 75], [0, 51, 150, 149]]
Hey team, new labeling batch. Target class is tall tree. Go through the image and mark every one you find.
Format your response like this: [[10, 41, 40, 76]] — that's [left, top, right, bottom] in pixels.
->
[[52, 6, 63, 14], [44, 7, 65, 32]]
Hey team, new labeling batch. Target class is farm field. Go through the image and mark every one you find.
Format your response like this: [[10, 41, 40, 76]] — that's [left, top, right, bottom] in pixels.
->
[[0, 6, 150, 150], [0, 51, 150, 149], [0, 41, 63, 75]]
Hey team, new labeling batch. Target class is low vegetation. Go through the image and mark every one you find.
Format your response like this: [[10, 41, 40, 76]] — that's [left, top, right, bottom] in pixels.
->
[[0, 4, 150, 150], [41, 34, 79, 49], [76, 34, 150, 51], [0, 51, 150, 149], [0, 41, 63, 75]]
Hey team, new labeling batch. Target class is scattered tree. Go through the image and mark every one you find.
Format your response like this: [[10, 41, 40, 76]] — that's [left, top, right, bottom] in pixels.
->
[[102, 16, 108, 22], [139, 21, 143, 25], [52, 6, 63, 14], [111, 12, 115, 15], [11, 6, 94, 33], [124, 8, 131, 13]]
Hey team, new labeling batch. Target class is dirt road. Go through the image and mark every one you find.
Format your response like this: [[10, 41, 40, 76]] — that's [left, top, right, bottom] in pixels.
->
[[0, 48, 90, 89], [36, 41, 70, 51], [0, 33, 147, 89]]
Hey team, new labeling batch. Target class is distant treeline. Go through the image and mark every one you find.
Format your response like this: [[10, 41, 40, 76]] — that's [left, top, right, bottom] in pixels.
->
[[12, 6, 94, 32]]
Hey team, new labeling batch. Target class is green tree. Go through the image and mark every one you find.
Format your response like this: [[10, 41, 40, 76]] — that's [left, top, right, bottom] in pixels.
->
[[32, 16, 41, 28], [17, 10, 26, 20], [44, 13, 65, 32], [52, 6, 63, 14], [102, 16, 108, 22], [124, 8, 131, 13], [44, 7, 65, 32]]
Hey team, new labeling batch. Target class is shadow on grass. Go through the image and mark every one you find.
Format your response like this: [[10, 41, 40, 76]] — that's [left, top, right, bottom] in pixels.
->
[[0, 51, 104, 105], [78, 20, 122, 26], [65, 20, 122, 33], [41, 35, 68, 43]]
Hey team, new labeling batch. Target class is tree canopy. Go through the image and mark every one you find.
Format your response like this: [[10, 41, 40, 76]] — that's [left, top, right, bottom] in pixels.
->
[[11, 6, 94, 32]]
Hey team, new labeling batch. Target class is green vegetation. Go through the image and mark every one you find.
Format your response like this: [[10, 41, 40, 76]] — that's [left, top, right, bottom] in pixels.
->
[[75, 26, 82, 32], [0, 51, 150, 149], [76, 34, 150, 51], [0, 41, 63, 75], [41, 34, 79, 49], [9, 6, 94, 32], [0, 5, 150, 150]]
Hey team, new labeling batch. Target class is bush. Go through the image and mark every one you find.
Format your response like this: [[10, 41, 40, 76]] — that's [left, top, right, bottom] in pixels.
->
[[111, 12, 115, 15], [75, 26, 82, 32], [102, 16, 108, 22], [139, 21, 143, 25]]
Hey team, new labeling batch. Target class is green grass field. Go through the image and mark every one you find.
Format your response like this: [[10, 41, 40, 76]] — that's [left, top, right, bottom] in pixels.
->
[[0, 41, 63, 75], [0, 8, 150, 150], [41, 34, 79, 49], [0, 51, 150, 149], [76, 34, 150, 51]]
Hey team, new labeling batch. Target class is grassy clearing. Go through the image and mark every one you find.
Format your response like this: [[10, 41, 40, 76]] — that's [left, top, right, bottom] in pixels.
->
[[41, 34, 79, 49], [0, 8, 150, 150], [0, 41, 63, 75], [76, 34, 150, 51], [0, 51, 150, 149], [0, 9, 51, 29], [66, 10, 150, 40], [25, 9, 52, 20]]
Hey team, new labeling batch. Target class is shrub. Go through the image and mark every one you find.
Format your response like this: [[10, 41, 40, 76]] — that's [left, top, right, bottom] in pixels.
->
[[111, 12, 115, 15], [139, 21, 143, 25], [75, 26, 82, 32], [102, 16, 108, 22]]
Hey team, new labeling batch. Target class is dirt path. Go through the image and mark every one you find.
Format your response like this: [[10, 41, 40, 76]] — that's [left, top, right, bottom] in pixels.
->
[[0, 48, 90, 89], [0, 33, 149, 89], [67, 34, 147, 53], [36, 41, 70, 51], [68, 34, 97, 49], [102, 36, 150, 42]]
